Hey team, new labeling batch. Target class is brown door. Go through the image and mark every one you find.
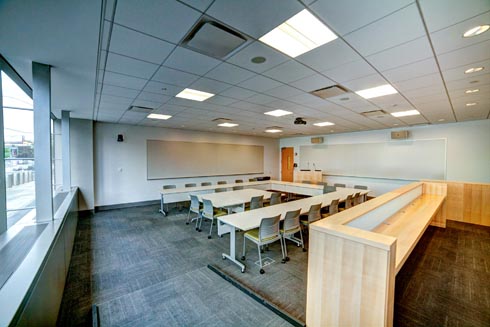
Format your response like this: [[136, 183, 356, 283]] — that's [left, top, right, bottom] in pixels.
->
[[281, 147, 294, 182]]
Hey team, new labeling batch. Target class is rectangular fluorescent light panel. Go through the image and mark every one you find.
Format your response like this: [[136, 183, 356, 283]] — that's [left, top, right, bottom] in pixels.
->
[[147, 113, 172, 120], [218, 122, 239, 127], [313, 121, 335, 127], [259, 9, 337, 58], [265, 129, 282, 133], [355, 84, 398, 99], [175, 88, 215, 101], [264, 109, 293, 117], [390, 109, 420, 117]]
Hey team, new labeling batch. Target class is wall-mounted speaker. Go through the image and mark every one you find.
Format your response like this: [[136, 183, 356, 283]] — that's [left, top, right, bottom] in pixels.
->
[[117, 134, 124, 142], [391, 131, 409, 139], [311, 137, 324, 144]]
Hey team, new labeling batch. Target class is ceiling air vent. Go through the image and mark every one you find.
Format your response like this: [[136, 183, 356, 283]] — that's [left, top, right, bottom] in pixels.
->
[[361, 110, 389, 119], [128, 106, 154, 113], [310, 85, 349, 99], [181, 20, 247, 59]]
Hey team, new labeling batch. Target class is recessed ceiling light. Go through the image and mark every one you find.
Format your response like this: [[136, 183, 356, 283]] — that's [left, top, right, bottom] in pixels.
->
[[313, 121, 335, 127], [355, 84, 398, 99], [218, 122, 239, 127], [251, 56, 266, 64], [391, 109, 420, 117], [265, 127, 282, 133], [438, 119, 445, 122], [463, 25, 490, 38], [147, 113, 172, 120], [175, 88, 215, 101], [465, 89, 479, 94], [466, 102, 477, 106], [259, 9, 337, 58], [264, 109, 293, 117], [464, 67, 484, 74]]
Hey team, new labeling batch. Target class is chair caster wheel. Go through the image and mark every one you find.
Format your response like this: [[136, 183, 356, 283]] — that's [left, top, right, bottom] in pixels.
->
[[303, 248, 307, 252], [241, 268, 246, 273], [286, 257, 290, 261], [281, 259, 286, 264], [260, 250, 264, 253], [259, 269, 265, 274], [222, 255, 226, 260], [195, 227, 199, 231], [208, 235, 212, 239], [198, 229, 202, 232], [186, 222, 189, 225], [241, 256, 246, 260]]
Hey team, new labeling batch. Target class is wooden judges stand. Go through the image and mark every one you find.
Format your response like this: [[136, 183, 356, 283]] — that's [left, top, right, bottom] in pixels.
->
[[293, 170, 323, 184], [306, 181, 447, 327]]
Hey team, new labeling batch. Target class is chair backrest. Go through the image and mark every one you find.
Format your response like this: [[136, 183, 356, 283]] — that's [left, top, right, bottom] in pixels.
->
[[302, 180, 311, 184], [354, 185, 368, 190], [185, 183, 196, 188], [329, 199, 340, 215], [201, 182, 212, 186], [217, 181, 227, 185], [283, 209, 301, 232], [163, 185, 176, 190], [250, 195, 264, 210], [202, 199, 214, 217], [235, 179, 243, 183], [269, 192, 281, 205], [189, 194, 200, 211], [334, 183, 346, 188], [259, 215, 281, 241], [307, 203, 322, 223], [353, 192, 361, 205], [215, 188, 227, 193], [249, 178, 257, 182], [233, 186, 243, 191], [323, 185, 337, 194], [345, 194, 353, 209]]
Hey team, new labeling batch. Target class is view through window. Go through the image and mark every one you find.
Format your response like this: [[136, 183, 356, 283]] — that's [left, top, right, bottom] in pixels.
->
[[1, 71, 35, 228]]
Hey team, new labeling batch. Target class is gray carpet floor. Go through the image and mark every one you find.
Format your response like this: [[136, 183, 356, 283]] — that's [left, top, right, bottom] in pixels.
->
[[57, 204, 490, 327]]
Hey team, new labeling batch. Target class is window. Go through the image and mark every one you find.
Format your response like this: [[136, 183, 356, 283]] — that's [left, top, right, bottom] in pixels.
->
[[1, 71, 36, 228]]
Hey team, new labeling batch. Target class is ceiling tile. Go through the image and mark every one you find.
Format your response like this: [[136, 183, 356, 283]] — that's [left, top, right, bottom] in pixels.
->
[[164, 46, 221, 75], [238, 75, 282, 92], [106, 52, 159, 79], [437, 40, 490, 70], [264, 85, 304, 99], [290, 73, 335, 92], [136, 91, 171, 104], [152, 66, 199, 87], [219, 86, 257, 100], [366, 36, 433, 72], [143, 80, 183, 96], [322, 60, 378, 83], [109, 24, 175, 64], [131, 99, 162, 109], [382, 57, 439, 83], [189, 77, 231, 94], [204, 62, 256, 84], [342, 74, 387, 91], [100, 93, 133, 106], [226, 41, 289, 73], [441, 59, 490, 82], [263, 60, 316, 83], [103, 71, 147, 90], [245, 93, 277, 105], [296, 39, 361, 72], [178, 0, 213, 12], [344, 4, 425, 56], [114, 0, 201, 43], [205, 95, 238, 106], [101, 84, 140, 98], [393, 73, 444, 92], [311, 0, 413, 35], [418, 0, 490, 32], [206, 0, 303, 39]]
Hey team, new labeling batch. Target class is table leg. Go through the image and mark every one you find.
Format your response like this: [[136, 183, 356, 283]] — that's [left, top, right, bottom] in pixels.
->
[[159, 193, 167, 216], [221, 225, 246, 273]]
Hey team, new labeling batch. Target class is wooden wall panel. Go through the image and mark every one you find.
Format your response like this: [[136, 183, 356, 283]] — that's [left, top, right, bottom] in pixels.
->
[[423, 182, 447, 228]]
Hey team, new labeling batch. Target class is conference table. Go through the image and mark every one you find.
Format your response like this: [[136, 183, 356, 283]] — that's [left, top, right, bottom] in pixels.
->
[[158, 180, 325, 216], [199, 189, 273, 214], [217, 187, 369, 273]]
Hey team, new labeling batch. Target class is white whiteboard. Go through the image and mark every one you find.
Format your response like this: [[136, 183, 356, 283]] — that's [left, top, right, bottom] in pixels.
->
[[300, 139, 446, 180], [147, 140, 264, 179]]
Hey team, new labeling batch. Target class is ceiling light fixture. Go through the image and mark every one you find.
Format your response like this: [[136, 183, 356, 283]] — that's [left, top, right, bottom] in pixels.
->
[[218, 122, 239, 127], [464, 67, 484, 74], [265, 127, 282, 133], [259, 9, 337, 58], [355, 84, 398, 99], [175, 88, 215, 101], [147, 113, 172, 120], [390, 109, 420, 117], [264, 109, 293, 117], [466, 102, 477, 106], [313, 121, 335, 127], [463, 25, 490, 38], [438, 119, 445, 122], [465, 89, 479, 94]]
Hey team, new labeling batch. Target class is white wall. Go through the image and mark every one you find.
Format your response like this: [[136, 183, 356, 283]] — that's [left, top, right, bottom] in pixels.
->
[[280, 119, 490, 195], [94, 122, 280, 207], [70, 119, 94, 210]]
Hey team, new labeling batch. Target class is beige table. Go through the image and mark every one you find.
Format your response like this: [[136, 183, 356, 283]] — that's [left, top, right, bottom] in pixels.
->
[[218, 187, 369, 272]]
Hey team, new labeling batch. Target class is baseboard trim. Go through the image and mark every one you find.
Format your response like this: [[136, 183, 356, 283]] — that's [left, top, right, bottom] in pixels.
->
[[95, 200, 160, 212], [207, 264, 305, 327]]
